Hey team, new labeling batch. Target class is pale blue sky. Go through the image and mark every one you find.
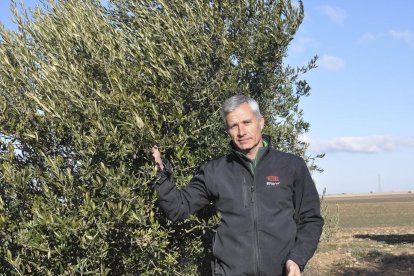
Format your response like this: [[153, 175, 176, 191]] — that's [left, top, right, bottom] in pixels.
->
[[1, 1, 413, 194], [288, 1, 414, 194]]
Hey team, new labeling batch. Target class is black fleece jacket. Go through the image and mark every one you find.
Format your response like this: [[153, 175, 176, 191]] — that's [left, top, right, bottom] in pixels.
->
[[155, 137, 324, 276]]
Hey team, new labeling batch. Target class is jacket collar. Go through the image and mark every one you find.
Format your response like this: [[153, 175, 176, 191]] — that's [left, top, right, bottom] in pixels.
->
[[229, 134, 271, 162]]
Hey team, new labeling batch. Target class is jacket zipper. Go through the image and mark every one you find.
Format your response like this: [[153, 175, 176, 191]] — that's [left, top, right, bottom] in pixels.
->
[[234, 149, 269, 275]]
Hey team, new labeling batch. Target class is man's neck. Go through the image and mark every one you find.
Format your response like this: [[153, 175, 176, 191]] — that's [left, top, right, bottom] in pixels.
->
[[239, 138, 265, 160], [234, 139, 268, 175], [245, 145, 262, 160]]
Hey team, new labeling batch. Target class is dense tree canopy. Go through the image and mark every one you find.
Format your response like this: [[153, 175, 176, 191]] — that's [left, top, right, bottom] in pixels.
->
[[0, 0, 318, 274]]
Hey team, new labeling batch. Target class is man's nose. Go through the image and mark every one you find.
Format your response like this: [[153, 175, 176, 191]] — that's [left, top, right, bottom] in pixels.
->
[[238, 125, 246, 136]]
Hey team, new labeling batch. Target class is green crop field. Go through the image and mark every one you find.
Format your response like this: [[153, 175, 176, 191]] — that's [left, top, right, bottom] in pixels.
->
[[324, 192, 414, 228]]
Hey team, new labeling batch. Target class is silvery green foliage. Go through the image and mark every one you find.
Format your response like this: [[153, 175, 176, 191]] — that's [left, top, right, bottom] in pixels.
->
[[0, 0, 317, 274], [320, 189, 340, 242]]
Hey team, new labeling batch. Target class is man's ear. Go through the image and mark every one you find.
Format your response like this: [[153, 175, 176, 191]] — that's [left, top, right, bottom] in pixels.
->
[[223, 124, 229, 133], [260, 116, 265, 130]]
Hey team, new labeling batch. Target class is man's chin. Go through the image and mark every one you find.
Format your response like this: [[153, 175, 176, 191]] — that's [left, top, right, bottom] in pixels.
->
[[237, 144, 253, 151]]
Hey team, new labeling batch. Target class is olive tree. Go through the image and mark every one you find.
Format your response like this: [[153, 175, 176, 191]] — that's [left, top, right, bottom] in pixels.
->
[[0, 0, 317, 274]]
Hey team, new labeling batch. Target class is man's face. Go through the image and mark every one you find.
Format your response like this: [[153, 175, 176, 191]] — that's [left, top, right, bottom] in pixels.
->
[[225, 102, 264, 159]]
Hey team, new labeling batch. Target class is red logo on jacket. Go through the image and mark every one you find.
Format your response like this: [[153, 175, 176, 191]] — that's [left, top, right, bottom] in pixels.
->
[[266, 175, 279, 182], [266, 175, 280, 186]]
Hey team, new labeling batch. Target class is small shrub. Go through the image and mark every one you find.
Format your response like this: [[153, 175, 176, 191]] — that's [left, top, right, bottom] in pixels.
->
[[320, 188, 340, 242]]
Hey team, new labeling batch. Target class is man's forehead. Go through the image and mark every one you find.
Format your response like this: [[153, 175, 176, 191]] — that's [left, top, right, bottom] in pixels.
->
[[230, 103, 254, 114], [226, 105, 255, 121]]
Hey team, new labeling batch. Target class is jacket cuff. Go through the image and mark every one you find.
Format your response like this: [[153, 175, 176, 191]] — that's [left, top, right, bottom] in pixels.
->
[[156, 158, 172, 183]]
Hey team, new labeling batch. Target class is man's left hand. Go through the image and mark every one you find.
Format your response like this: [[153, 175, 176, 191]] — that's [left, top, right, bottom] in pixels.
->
[[285, 260, 301, 276]]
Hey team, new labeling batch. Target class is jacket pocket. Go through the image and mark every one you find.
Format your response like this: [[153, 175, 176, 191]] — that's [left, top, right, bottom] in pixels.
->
[[211, 233, 225, 275], [242, 174, 249, 208]]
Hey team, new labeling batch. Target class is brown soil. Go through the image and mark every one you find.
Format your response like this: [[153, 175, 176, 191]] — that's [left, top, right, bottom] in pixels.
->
[[305, 226, 414, 276]]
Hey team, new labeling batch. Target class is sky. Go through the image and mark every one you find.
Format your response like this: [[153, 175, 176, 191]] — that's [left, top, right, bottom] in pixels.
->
[[287, 0, 414, 194], [1, 1, 413, 195]]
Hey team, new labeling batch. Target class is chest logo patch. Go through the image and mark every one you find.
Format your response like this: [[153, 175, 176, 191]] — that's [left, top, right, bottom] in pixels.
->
[[266, 175, 280, 186]]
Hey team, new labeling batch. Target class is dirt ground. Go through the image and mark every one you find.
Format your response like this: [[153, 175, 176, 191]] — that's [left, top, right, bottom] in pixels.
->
[[305, 226, 414, 276]]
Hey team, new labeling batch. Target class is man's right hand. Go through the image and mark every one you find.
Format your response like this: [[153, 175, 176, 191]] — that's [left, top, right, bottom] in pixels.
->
[[151, 146, 164, 171]]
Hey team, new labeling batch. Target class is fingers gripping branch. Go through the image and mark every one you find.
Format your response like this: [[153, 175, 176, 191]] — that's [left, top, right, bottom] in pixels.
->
[[151, 146, 164, 171]]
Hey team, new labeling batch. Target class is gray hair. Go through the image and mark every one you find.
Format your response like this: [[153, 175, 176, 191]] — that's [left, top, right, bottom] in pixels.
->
[[221, 95, 262, 127]]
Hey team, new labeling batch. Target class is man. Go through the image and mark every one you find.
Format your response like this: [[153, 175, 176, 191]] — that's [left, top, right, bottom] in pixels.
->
[[152, 95, 323, 276]]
